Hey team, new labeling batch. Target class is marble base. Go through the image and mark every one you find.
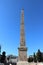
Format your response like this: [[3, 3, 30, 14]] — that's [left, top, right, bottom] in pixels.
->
[[17, 61, 29, 65]]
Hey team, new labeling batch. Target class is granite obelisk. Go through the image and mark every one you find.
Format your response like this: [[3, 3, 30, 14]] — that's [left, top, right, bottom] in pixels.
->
[[17, 9, 28, 65], [18, 9, 27, 61]]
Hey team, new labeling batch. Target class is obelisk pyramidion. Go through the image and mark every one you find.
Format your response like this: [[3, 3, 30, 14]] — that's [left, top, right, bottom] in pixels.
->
[[17, 9, 28, 65]]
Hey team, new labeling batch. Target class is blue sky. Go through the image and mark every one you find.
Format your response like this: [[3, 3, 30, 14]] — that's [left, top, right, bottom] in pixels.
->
[[0, 0, 43, 56]]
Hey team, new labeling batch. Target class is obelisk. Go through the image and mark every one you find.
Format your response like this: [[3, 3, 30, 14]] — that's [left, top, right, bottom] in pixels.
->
[[17, 9, 28, 65]]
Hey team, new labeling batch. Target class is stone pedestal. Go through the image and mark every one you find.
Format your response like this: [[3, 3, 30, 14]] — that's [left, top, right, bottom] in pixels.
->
[[17, 61, 29, 65]]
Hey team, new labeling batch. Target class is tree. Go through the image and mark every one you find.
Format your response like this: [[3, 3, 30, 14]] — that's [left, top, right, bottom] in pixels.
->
[[0, 54, 1, 62], [36, 49, 42, 62], [28, 56, 33, 62], [33, 53, 37, 62], [1, 51, 6, 63], [41, 54, 43, 62]]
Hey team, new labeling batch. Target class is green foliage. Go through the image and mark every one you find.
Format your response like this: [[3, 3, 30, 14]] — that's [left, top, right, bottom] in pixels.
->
[[28, 56, 33, 62], [1, 51, 6, 63], [36, 49, 42, 62], [28, 49, 43, 62], [33, 53, 37, 62], [0, 54, 1, 62]]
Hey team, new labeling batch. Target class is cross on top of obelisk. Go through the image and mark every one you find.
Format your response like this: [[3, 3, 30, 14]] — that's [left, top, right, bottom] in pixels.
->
[[20, 9, 25, 47]]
